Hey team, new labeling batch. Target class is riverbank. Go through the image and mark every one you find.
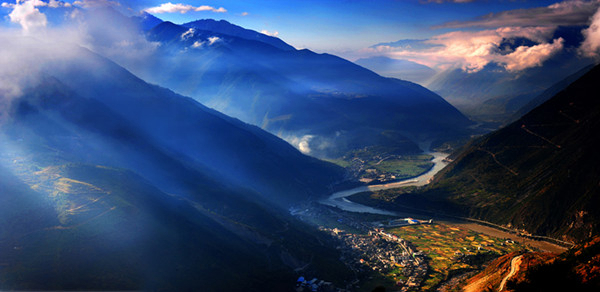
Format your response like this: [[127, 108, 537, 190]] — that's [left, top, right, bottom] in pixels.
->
[[320, 151, 449, 215], [319, 148, 569, 254]]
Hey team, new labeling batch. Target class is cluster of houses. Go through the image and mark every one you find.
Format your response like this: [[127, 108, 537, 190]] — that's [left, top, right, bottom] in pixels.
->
[[291, 203, 433, 290], [324, 227, 428, 290]]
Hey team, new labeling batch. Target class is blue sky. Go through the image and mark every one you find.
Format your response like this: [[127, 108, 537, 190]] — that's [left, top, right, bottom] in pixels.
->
[[0, 0, 563, 50], [125, 0, 563, 51], [1, 0, 599, 71]]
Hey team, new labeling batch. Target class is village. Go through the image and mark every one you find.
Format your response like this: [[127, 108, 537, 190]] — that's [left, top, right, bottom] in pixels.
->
[[334, 147, 434, 185], [323, 227, 429, 291], [292, 204, 431, 291]]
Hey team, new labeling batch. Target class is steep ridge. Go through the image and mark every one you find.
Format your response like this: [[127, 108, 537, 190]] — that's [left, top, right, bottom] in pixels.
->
[[0, 39, 352, 290], [141, 20, 472, 158], [514, 64, 594, 119], [421, 64, 600, 242], [40, 43, 345, 206]]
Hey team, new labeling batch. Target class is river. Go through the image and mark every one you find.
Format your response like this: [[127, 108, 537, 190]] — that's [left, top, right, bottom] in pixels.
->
[[318, 151, 568, 253], [320, 151, 449, 215]]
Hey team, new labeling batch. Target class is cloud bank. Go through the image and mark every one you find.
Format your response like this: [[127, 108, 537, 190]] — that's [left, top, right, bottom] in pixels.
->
[[0, 0, 159, 100], [144, 2, 226, 14], [7, 0, 48, 34], [368, 26, 563, 73], [581, 6, 600, 58], [362, 0, 600, 73]]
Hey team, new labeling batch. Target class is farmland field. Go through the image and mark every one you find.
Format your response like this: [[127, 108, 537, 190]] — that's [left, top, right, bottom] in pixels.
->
[[388, 223, 528, 290]]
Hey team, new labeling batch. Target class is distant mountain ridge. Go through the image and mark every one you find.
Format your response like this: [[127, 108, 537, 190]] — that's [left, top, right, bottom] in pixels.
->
[[354, 56, 436, 84], [137, 18, 472, 158]]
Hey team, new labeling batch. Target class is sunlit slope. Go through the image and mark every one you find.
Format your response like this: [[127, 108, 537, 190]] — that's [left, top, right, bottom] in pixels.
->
[[0, 42, 351, 290], [0, 163, 267, 290], [39, 45, 345, 207], [425, 64, 600, 241], [453, 237, 600, 291]]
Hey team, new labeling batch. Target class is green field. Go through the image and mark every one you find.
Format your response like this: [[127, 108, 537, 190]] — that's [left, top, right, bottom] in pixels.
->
[[388, 223, 527, 291], [329, 145, 434, 182], [373, 157, 433, 178]]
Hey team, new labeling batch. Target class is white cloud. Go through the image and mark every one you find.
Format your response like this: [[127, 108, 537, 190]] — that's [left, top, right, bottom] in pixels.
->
[[580, 7, 600, 58], [241, 11, 248, 16], [359, 0, 600, 73], [73, 0, 119, 8], [367, 26, 562, 73], [191, 40, 204, 48], [2, 1, 71, 10], [0, 1, 160, 118], [500, 38, 564, 72], [190, 36, 220, 49], [145, 2, 226, 14], [180, 28, 194, 40], [294, 135, 314, 154], [207, 36, 220, 45], [260, 29, 279, 37], [8, 0, 48, 34], [47, 0, 71, 8]]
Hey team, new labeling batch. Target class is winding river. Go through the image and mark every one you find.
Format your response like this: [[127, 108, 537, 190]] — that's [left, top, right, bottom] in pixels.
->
[[319, 151, 449, 215], [319, 150, 569, 253]]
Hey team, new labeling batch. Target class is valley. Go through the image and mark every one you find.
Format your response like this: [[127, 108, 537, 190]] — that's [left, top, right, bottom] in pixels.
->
[[293, 148, 567, 291], [320, 150, 450, 215], [1, 1, 600, 291]]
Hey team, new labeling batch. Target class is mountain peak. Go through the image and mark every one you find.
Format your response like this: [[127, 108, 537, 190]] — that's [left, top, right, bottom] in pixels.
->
[[182, 18, 295, 51]]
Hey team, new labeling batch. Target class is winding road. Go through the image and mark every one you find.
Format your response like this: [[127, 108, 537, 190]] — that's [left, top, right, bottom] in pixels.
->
[[499, 255, 523, 292]]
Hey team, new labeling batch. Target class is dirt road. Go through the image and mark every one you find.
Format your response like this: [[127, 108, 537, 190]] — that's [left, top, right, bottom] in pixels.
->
[[499, 255, 523, 291]]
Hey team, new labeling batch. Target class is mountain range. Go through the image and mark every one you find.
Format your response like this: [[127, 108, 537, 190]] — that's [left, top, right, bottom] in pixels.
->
[[382, 64, 600, 243], [2, 6, 598, 291], [132, 16, 472, 158], [0, 37, 352, 290]]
